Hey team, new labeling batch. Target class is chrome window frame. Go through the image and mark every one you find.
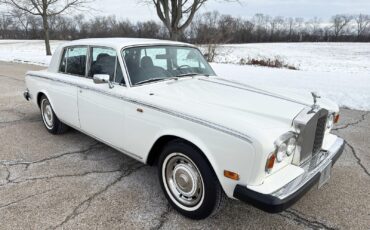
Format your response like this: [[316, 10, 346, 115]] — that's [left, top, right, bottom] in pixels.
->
[[86, 45, 128, 87], [120, 44, 216, 88], [58, 45, 89, 78], [88, 46, 116, 80], [57, 45, 128, 88]]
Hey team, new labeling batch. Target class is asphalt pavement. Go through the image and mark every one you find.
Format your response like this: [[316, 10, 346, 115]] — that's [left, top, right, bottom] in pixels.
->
[[0, 61, 369, 229]]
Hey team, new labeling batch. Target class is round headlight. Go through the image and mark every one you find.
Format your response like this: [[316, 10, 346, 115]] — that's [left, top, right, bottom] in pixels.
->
[[326, 114, 334, 130], [276, 143, 287, 162], [286, 137, 296, 156]]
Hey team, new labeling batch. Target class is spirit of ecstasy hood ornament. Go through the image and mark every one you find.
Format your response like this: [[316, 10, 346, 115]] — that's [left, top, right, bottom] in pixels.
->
[[311, 91, 321, 109]]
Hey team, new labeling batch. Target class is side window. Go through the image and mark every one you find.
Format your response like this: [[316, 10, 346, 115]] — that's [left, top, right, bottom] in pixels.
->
[[89, 47, 117, 81], [59, 47, 88, 76]]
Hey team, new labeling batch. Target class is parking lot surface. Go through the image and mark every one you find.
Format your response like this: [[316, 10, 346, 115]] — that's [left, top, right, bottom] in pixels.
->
[[0, 61, 369, 229]]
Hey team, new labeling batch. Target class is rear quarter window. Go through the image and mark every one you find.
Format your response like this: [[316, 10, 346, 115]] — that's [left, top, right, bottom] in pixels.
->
[[59, 47, 87, 76]]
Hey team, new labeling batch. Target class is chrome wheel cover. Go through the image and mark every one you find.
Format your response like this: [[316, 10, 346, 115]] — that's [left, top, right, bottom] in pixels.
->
[[162, 152, 204, 211], [41, 99, 54, 129]]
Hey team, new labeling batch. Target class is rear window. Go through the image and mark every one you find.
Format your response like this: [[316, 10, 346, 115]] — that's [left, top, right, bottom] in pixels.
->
[[59, 47, 87, 76]]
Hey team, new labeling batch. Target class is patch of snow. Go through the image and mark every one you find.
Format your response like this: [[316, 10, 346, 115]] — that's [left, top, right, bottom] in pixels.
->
[[0, 40, 65, 66], [208, 43, 370, 74]]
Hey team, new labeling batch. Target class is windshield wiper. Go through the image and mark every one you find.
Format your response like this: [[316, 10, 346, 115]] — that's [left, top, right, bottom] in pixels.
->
[[135, 77, 178, 86], [135, 77, 167, 85], [176, 73, 209, 78]]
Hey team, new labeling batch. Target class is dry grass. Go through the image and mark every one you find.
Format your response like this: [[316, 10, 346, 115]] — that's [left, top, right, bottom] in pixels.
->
[[239, 56, 298, 70]]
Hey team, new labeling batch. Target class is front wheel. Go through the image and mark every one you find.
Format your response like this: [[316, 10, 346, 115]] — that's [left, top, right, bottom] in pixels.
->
[[158, 140, 225, 219], [40, 95, 69, 134]]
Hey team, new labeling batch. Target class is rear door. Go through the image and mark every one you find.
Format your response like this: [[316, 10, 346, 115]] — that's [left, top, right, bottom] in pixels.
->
[[50, 46, 87, 128]]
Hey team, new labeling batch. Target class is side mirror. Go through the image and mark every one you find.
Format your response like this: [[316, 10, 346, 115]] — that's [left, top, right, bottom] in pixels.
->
[[93, 74, 110, 84], [93, 74, 114, 88]]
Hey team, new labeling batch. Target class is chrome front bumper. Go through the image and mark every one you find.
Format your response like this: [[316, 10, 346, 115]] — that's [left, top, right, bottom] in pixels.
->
[[233, 137, 345, 213]]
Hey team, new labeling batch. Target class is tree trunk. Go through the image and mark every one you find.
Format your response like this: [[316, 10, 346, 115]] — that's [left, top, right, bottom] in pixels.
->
[[42, 15, 52, 56], [170, 28, 180, 41]]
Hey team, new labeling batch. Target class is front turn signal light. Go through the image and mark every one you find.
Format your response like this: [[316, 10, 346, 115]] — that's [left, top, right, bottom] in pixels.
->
[[224, 170, 240, 180], [334, 114, 340, 124], [265, 152, 276, 173]]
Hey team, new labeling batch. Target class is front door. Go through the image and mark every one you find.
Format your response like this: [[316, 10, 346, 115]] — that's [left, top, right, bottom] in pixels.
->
[[77, 47, 130, 155]]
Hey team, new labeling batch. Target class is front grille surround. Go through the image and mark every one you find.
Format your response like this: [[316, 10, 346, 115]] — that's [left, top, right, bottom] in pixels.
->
[[293, 108, 328, 165]]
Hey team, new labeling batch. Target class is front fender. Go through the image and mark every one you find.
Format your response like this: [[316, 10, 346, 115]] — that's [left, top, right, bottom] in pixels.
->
[[147, 128, 256, 198]]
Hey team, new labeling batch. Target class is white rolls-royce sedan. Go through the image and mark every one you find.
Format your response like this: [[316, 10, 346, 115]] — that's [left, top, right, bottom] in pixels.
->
[[24, 38, 344, 219]]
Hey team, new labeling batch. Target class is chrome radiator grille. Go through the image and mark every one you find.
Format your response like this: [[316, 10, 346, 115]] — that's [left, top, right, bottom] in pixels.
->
[[294, 108, 328, 164], [312, 115, 327, 154]]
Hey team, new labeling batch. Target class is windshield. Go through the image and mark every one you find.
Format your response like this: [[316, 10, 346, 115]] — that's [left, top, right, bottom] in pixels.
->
[[122, 46, 216, 85]]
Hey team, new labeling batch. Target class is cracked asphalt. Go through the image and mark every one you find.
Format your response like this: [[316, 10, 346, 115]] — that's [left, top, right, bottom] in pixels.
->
[[0, 61, 369, 230]]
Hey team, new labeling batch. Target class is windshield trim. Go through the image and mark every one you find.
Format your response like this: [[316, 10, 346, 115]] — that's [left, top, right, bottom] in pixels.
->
[[120, 44, 216, 87]]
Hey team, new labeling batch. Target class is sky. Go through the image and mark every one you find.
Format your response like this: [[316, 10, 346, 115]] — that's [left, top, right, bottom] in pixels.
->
[[0, 0, 369, 21], [87, 0, 370, 21]]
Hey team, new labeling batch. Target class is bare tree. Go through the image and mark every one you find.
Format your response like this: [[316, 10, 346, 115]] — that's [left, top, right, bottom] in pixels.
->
[[269, 16, 284, 41], [252, 14, 269, 42], [0, 13, 13, 39], [1, 0, 94, 55], [354, 14, 370, 38], [286, 17, 295, 41], [285, 17, 304, 41], [2, 9, 370, 43], [305, 17, 323, 41], [148, 0, 237, 41], [10, 9, 32, 37], [331, 14, 352, 39], [148, 0, 206, 40]]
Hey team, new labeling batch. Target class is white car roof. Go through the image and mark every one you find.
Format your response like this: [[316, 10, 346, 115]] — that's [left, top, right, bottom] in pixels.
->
[[63, 37, 194, 50]]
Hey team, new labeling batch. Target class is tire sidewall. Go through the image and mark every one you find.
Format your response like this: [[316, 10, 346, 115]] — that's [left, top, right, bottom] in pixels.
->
[[41, 97, 54, 129], [40, 96, 59, 134], [158, 141, 221, 219]]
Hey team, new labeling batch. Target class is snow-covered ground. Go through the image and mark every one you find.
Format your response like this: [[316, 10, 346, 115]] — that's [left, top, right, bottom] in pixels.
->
[[212, 43, 370, 74], [0, 40, 65, 65], [0, 40, 369, 110]]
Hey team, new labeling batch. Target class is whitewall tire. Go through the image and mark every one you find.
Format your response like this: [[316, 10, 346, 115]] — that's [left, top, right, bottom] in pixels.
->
[[158, 140, 226, 219]]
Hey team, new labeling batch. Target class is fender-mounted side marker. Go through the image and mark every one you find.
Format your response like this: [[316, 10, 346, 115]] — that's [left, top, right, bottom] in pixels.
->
[[224, 170, 240, 180]]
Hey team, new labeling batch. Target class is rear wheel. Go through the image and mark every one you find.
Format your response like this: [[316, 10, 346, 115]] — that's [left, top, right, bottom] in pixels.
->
[[40, 95, 68, 134], [158, 140, 225, 219]]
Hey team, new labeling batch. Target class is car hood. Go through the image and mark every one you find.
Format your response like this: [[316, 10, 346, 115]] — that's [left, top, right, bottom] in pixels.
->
[[133, 76, 338, 141]]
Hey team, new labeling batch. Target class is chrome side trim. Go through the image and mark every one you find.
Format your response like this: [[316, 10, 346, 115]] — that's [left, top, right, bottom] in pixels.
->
[[126, 98, 253, 143], [200, 78, 310, 107], [28, 73, 253, 143]]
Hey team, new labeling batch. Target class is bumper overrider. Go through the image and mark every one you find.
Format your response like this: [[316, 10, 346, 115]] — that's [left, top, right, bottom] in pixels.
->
[[233, 137, 345, 213], [23, 89, 31, 101]]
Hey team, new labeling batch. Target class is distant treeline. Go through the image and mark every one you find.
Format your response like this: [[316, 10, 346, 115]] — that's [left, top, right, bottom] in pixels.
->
[[1, 10, 369, 43]]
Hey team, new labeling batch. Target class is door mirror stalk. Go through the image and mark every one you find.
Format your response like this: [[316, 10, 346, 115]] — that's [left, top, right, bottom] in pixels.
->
[[93, 74, 114, 88]]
